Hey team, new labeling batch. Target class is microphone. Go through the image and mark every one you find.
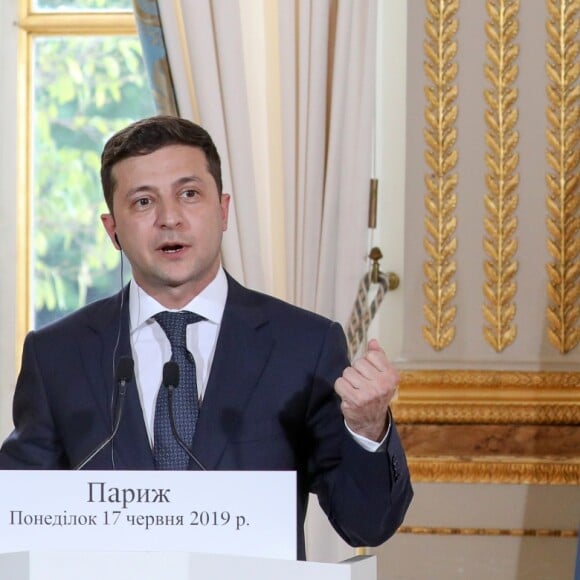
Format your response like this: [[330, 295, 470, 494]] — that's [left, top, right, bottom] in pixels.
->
[[162, 361, 206, 470], [74, 356, 134, 470]]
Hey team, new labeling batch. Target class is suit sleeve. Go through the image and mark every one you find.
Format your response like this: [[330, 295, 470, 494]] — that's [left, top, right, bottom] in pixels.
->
[[305, 322, 413, 547], [0, 332, 67, 469]]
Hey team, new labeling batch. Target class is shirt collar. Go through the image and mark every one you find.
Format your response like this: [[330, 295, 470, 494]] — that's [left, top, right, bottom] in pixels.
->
[[129, 267, 228, 333]]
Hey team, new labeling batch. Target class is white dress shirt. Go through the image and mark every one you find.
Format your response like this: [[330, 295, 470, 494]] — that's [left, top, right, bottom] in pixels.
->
[[129, 268, 227, 446]]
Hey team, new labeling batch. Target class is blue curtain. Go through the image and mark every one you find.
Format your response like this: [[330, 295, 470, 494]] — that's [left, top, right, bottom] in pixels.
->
[[132, 0, 178, 115]]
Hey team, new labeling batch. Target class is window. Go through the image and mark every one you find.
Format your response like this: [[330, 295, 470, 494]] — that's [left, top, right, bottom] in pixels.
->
[[18, 0, 155, 332]]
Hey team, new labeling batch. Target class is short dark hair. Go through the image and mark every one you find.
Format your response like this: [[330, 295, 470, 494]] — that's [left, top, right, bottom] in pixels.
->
[[100, 115, 223, 213]]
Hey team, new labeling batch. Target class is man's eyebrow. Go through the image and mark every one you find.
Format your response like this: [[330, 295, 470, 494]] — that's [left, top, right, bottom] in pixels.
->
[[125, 184, 156, 197], [125, 176, 204, 197], [173, 175, 204, 187]]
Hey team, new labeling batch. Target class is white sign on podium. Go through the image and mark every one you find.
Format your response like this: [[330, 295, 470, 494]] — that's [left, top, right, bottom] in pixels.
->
[[0, 471, 296, 560]]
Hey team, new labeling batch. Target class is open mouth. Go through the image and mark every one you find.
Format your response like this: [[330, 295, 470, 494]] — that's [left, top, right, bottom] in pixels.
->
[[160, 243, 185, 253]]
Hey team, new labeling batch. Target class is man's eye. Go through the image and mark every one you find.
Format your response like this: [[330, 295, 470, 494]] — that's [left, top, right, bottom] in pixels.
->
[[135, 198, 151, 208], [181, 189, 198, 199]]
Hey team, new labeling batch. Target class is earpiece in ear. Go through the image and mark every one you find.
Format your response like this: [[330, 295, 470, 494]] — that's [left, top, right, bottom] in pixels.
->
[[114, 233, 122, 250]]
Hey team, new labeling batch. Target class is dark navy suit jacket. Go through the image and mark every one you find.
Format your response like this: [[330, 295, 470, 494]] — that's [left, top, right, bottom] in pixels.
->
[[0, 275, 413, 559]]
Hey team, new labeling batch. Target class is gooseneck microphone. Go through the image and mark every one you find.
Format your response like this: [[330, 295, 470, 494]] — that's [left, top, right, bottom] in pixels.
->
[[74, 356, 134, 470], [162, 361, 206, 471]]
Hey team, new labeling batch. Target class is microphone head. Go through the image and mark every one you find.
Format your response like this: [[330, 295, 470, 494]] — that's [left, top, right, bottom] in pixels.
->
[[115, 356, 134, 383], [163, 361, 180, 388]]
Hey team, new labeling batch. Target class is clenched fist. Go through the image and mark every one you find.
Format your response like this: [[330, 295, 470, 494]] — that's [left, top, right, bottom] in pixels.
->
[[334, 339, 399, 442]]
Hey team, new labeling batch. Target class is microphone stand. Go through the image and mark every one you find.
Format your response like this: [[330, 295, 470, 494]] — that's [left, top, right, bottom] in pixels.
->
[[74, 357, 133, 470], [163, 362, 206, 471]]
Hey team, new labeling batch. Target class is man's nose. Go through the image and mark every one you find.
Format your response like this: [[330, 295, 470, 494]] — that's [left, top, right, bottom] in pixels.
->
[[157, 198, 183, 228]]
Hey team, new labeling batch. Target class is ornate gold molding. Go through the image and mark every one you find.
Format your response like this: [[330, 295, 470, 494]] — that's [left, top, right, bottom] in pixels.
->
[[401, 369, 580, 389], [545, 0, 580, 354], [397, 525, 578, 537], [394, 369, 579, 424], [422, 0, 460, 351], [407, 456, 580, 484], [394, 402, 578, 424], [483, 0, 520, 352], [395, 370, 579, 482]]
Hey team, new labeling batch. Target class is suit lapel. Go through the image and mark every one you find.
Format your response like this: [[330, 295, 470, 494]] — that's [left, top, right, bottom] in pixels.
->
[[191, 277, 273, 469], [81, 286, 154, 469]]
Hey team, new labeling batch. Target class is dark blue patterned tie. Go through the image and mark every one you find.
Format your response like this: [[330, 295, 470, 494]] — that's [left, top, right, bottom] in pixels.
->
[[153, 311, 204, 470]]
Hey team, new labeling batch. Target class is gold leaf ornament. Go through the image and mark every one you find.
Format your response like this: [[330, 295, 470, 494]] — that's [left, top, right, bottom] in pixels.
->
[[545, 0, 580, 354], [422, 0, 460, 352], [482, 0, 521, 352]]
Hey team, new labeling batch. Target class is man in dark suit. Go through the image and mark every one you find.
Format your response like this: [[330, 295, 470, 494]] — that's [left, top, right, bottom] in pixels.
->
[[0, 116, 413, 559]]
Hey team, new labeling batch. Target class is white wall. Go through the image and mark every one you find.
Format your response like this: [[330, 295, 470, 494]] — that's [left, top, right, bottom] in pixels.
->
[[374, 0, 406, 360]]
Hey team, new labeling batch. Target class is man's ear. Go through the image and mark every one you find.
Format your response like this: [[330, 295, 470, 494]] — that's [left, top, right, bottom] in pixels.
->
[[100, 213, 121, 250], [220, 193, 231, 231]]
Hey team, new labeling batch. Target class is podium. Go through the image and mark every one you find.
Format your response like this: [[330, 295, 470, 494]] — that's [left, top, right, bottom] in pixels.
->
[[0, 471, 377, 578], [0, 551, 377, 580]]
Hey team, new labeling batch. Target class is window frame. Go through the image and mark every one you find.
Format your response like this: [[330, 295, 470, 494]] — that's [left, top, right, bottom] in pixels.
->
[[16, 0, 137, 349]]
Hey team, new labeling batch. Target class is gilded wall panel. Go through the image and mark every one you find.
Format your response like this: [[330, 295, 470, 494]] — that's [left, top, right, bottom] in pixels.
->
[[402, 0, 579, 483]]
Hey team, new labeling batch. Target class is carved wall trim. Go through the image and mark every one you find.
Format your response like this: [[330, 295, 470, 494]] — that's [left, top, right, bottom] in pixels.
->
[[394, 369, 579, 482], [400, 369, 579, 390], [394, 402, 578, 424], [395, 369, 579, 422], [397, 525, 578, 537], [407, 456, 580, 485]]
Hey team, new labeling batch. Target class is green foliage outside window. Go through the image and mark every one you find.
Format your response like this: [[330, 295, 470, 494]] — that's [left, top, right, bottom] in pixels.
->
[[33, 35, 155, 328]]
